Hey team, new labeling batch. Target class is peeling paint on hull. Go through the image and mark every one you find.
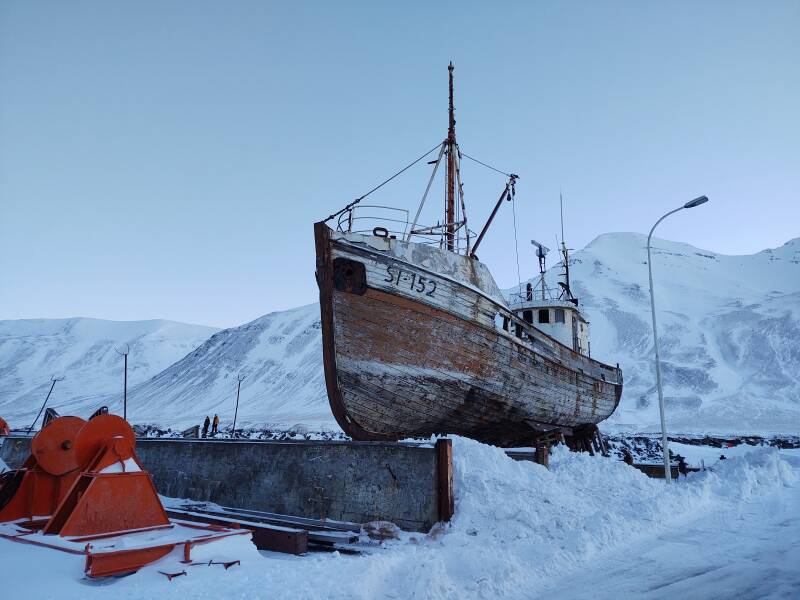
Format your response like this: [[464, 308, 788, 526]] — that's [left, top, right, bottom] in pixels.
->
[[315, 222, 623, 447]]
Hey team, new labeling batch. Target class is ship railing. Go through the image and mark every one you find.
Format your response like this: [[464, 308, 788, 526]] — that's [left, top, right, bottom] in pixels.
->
[[337, 205, 410, 238], [337, 205, 477, 250], [336, 205, 457, 247]]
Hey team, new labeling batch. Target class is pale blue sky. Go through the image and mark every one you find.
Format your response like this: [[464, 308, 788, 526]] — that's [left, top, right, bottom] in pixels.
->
[[1, 1, 798, 327]]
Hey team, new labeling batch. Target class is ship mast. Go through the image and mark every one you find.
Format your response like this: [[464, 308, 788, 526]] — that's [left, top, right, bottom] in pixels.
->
[[446, 62, 457, 252], [559, 192, 576, 305]]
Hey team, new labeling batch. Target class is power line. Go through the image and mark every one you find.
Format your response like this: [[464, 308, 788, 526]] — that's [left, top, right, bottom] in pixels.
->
[[511, 190, 523, 297]]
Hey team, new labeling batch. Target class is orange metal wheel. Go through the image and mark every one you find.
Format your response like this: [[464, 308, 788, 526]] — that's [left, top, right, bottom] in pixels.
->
[[74, 414, 136, 471], [30, 416, 86, 475]]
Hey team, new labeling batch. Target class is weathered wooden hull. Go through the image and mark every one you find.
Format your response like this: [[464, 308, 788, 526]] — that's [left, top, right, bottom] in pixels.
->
[[314, 222, 623, 447]]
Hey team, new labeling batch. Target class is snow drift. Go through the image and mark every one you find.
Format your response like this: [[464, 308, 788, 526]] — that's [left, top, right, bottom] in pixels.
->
[[5, 437, 797, 599]]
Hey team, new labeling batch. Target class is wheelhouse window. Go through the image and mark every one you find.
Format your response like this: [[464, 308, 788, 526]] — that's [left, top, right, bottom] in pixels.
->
[[523, 310, 533, 324], [555, 308, 565, 323], [538, 309, 550, 324]]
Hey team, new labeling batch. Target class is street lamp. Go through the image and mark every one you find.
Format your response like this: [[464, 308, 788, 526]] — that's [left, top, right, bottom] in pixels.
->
[[647, 195, 709, 483], [232, 373, 246, 437]]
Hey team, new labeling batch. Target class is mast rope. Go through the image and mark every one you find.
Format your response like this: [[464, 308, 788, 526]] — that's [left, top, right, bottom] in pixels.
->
[[460, 151, 514, 178], [323, 142, 444, 223], [511, 184, 523, 298]]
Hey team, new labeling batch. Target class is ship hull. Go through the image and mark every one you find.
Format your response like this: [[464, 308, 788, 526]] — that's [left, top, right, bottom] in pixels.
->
[[315, 222, 622, 447]]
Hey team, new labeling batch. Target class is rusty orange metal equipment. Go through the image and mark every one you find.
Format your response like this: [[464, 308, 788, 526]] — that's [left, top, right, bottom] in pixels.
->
[[0, 417, 9, 436], [43, 414, 170, 537], [0, 416, 85, 522], [0, 414, 250, 578]]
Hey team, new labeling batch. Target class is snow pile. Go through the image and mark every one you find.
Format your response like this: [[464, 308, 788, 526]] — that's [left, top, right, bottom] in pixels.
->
[[7, 438, 796, 599], [432, 438, 796, 596], [701, 445, 797, 502]]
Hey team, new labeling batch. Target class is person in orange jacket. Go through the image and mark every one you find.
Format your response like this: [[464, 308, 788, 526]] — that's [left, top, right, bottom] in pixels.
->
[[211, 414, 220, 436]]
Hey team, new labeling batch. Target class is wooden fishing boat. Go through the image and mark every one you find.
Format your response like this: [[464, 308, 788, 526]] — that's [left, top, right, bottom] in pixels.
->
[[314, 64, 622, 448]]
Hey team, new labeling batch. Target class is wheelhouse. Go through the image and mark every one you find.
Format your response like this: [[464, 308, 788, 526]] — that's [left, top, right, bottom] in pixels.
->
[[508, 299, 590, 356]]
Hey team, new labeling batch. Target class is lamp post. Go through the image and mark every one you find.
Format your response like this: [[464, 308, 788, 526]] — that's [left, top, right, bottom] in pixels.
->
[[27, 375, 64, 435], [116, 344, 130, 420], [232, 373, 246, 437], [647, 195, 709, 483]]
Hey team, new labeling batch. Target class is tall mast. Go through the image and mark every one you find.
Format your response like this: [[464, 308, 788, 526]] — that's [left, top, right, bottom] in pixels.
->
[[446, 62, 456, 251]]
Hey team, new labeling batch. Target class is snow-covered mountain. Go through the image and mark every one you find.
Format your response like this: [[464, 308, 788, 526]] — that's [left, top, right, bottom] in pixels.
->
[[118, 233, 800, 435], [124, 304, 327, 428], [0, 318, 218, 424], [2, 235, 798, 435], [555, 234, 800, 435]]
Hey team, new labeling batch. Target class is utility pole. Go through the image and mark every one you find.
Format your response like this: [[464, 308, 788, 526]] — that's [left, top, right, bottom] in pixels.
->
[[28, 375, 64, 434], [116, 344, 130, 420], [232, 373, 246, 437]]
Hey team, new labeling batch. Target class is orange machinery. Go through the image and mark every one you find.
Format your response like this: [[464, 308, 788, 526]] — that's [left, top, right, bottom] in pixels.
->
[[0, 414, 249, 578], [0, 416, 85, 522]]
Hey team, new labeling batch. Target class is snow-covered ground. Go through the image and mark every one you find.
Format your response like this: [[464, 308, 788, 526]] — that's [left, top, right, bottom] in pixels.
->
[[2, 438, 797, 599]]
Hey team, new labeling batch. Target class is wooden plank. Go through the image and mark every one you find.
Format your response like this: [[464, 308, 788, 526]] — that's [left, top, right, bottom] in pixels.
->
[[165, 509, 308, 555], [216, 506, 361, 533], [174, 506, 359, 545], [436, 438, 454, 522]]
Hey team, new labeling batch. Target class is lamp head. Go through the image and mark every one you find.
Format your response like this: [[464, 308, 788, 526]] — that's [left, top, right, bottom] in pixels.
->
[[683, 195, 709, 209]]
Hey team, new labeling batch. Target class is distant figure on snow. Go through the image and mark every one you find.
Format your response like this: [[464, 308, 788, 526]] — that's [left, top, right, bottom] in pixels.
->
[[719, 454, 727, 461], [202, 415, 210, 438], [676, 455, 688, 478], [212, 414, 220, 436]]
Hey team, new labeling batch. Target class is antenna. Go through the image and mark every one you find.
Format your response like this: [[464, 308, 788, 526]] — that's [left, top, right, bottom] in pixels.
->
[[531, 240, 550, 300], [557, 193, 576, 304]]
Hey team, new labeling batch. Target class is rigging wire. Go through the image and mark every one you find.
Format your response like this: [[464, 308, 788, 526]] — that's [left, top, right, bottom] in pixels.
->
[[460, 151, 514, 178], [511, 187, 523, 298], [323, 141, 444, 223]]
